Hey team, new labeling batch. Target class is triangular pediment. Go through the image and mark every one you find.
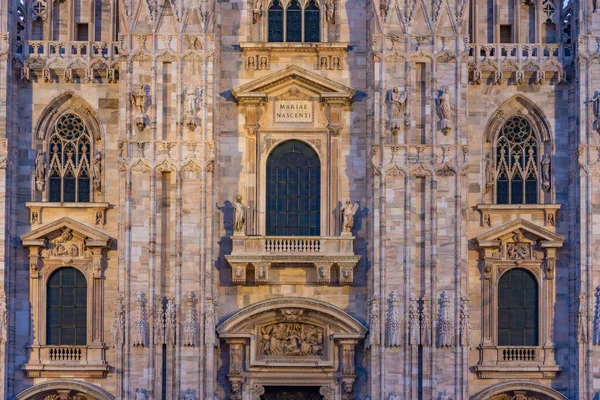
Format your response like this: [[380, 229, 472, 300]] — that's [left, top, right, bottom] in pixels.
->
[[475, 218, 565, 248], [232, 65, 355, 104], [21, 217, 111, 248]]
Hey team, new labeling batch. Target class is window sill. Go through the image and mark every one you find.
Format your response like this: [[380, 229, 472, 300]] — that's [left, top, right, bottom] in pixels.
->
[[26, 202, 110, 226], [475, 204, 561, 212], [240, 42, 349, 52]]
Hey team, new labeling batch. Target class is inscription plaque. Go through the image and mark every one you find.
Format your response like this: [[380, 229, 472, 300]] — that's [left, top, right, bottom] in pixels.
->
[[274, 100, 313, 123]]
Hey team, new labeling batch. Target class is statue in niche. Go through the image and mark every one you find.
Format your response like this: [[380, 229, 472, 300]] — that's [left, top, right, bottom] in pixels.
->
[[134, 389, 146, 400], [340, 199, 359, 234], [439, 391, 452, 400], [233, 195, 246, 235], [326, 0, 335, 23], [485, 152, 494, 193], [593, 90, 600, 132], [35, 150, 46, 192], [253, 0, 265, 23], [541, 155, 551, 191], [390, 87, 408, 120], [185, 88, 200, 116], [130, 84, 147, 116], [92, 151, 102, 192], [389, 392, 399, 400], [438, 86, 452, 134], [182, 389, 194, 400]]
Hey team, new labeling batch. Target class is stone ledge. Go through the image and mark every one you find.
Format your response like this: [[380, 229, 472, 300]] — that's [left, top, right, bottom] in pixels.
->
[[474, 364, 561, 379], [22, 363, 110, 379], [240, 42, 349, 52], [26, 202, 110, 227]]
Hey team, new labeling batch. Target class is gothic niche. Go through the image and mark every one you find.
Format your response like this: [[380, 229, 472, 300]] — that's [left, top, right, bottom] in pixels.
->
[[259, 322, 324, 357]]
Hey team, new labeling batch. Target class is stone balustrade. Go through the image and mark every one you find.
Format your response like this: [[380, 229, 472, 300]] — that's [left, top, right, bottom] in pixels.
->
[[19, 40, 121, 60], [499, 347, 538, 362], [467, 43, 568, 62], [226, 235, 360, 286], [47, 346, 83, 362]]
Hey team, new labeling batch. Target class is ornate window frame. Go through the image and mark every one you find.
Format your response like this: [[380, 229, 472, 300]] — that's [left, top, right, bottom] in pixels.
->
[[33, 92, 104, 205], [473, 219, 565, 379], [21, 217, 111, 378]]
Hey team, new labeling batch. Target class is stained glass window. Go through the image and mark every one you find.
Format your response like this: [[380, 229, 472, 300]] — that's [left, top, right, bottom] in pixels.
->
[[48, 113, 92, 202], [266, 140, 320, 236], [268, 0, 284, 42], [47, 268, 87, 346], [498, 268, 538, 346], [495, 116, 539, 204], [304, 1, 321, 42]]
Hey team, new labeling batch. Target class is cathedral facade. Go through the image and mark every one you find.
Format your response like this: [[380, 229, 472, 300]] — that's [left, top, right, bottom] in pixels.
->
[[0, 0, 598, 399]]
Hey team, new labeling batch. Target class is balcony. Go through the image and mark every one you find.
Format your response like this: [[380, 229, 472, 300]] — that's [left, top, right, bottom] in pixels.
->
[[23, 345, 109, 378], [225, 235, 360, 285], [474, 345, 561, 379]]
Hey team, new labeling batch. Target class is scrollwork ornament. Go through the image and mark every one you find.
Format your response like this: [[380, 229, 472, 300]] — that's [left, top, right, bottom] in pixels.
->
[[251, 385, 265, 400]]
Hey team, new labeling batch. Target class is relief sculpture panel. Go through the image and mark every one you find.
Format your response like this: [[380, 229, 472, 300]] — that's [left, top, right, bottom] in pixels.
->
[[259, 323, 324, 357]]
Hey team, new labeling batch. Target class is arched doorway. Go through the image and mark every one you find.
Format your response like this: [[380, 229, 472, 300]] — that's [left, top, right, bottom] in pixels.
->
[[472, 382, 568, 400], [15, 380, 114, 400], [217, 297, 367, 400]]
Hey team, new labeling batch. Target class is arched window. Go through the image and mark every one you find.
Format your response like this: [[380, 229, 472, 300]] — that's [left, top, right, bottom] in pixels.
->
[[495, 116, 539, 205], [266, 140, 320, 236], [48, 113, 92, 203], [498, 268, 538, 346], [268, 0, 321, 43], [47, 267, 87, 345]]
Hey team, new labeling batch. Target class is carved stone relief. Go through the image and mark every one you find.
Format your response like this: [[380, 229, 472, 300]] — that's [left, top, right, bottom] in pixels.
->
[[259, 323, 324, 356]]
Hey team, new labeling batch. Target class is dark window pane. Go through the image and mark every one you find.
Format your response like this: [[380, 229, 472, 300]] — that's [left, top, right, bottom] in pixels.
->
[[286, 1, 302, 42], [510, 179, 523, 205], [304, 1, 320, 42], [46, 268, 87, 345], [268, 0, 284, 42], [49, 177, 61, 202], [63, 176, 76, 202], [266, 140, 320, 236], [78, 177, 90, 202], [497, 268, 538, 346]]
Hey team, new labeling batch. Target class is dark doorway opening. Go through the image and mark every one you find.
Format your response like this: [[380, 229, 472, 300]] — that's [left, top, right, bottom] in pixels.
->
[[262, 386, 322, 400]]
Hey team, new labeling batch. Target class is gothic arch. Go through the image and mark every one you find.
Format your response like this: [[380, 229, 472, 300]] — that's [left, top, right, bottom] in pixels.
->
[[484, 95, 552, 144], [34, 91, 104, 142], [472, 381, 568, 400], [15, 380, 115, 400]]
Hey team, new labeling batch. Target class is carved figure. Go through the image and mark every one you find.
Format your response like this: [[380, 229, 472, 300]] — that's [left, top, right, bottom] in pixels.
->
[[130, 84, 147, 115], [326, 0, 335, 23], [233, 195, 246, 235], [485, 152, 494, 193], [439, 86, 452, 134], [113, 294, 125, 346], [483, 213, 491, 227], [182, 292, 198, 346], [367, 296, 380, 348], [205, 295, 217, 347], [230, 346, 243, 375], [31, 211, 39, 224], [96, 211, 103, 225], [260, 323, 324, 356], [593, 90, 600, 132], [578, 293, 588, 344], [54, 228, 73, 245], [165, 295, 176, 345], [387, 291, 401, 347], [542, 155, 551, 191], [320, 57, 328, 69], [134, 389, 146, 400], [230, 382, 242, 400], [182, 389, 194, 400], [409, 295, 420, 346], [340, 199, 359, 234], [185, 88, 199, 116], [595, 287, 600, 345], [437, 291, 453, 348], [132, 291, 148, 347], [459, 296, 471, 346], [35, 150, 46, 192], [260, 57, 268, 70], [0, 295, 6, 343], [390, 87, 408, 120], [92, 151, 102, 192], [253, 0, 265, 23], [439, 390, 452, 400], [389, 392, 399, 400], [332, 56, 340, 69], [420, 296, 431, 346], [248, 56, 255, 70], [154, 296, 165, 345]]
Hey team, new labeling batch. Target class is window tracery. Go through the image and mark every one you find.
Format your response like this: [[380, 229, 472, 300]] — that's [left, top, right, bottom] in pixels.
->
[[268, 0, 321, 43], [494, 116, 540, 205], [48, 113, 93, 203]]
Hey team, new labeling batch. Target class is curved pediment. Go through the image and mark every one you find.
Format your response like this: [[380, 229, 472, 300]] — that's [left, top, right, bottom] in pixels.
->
[[21, 217, 111, 249], [475, 218, 565, 249], [231, 65, 355, 105], [217, 297, 366, 338]]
